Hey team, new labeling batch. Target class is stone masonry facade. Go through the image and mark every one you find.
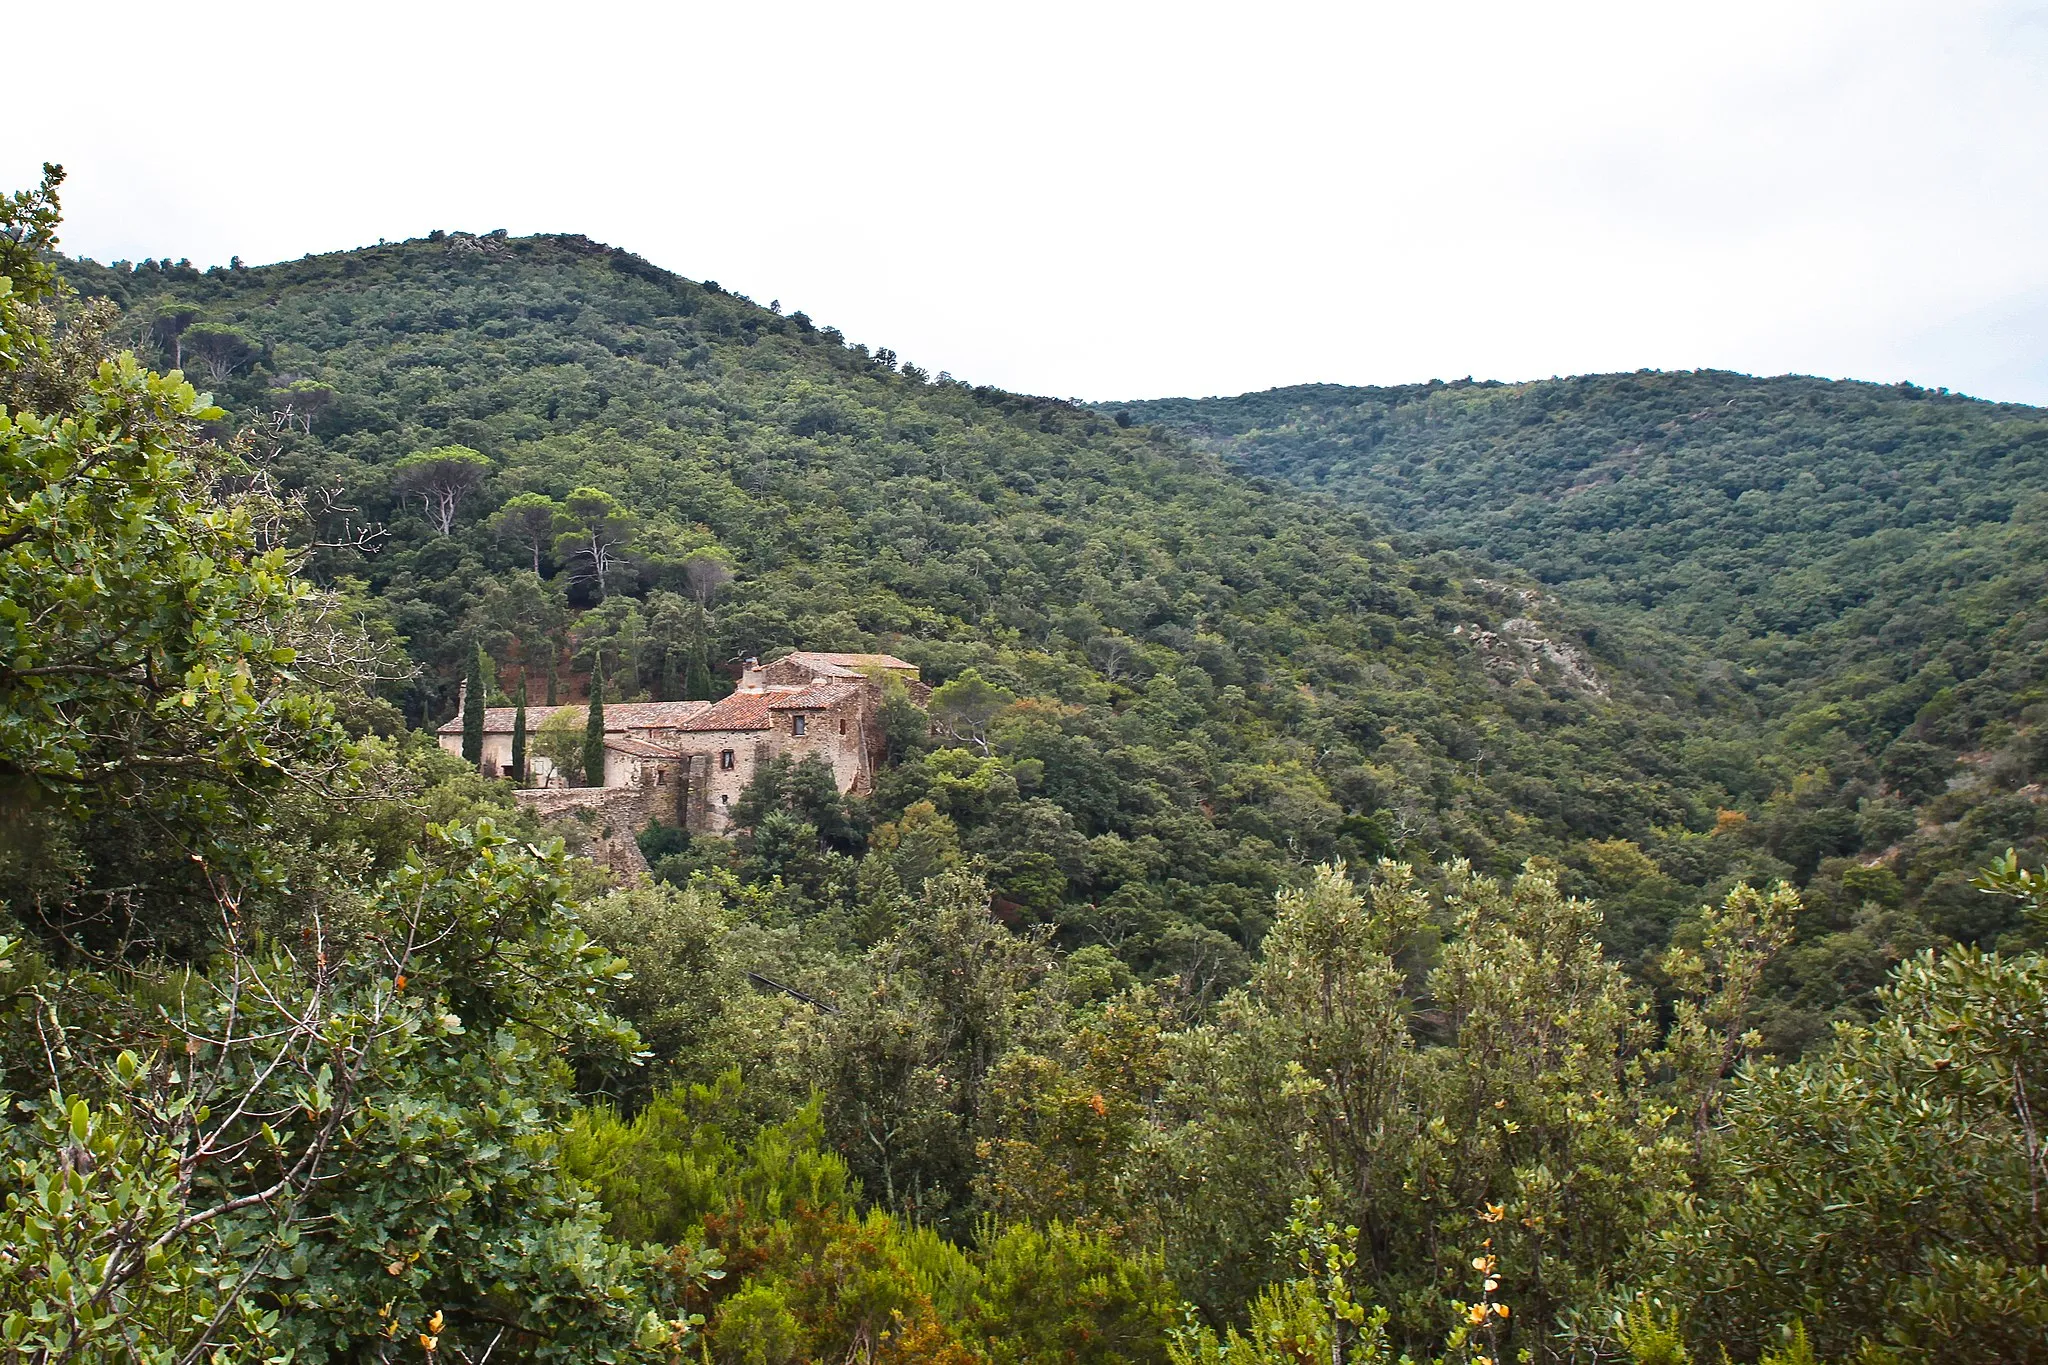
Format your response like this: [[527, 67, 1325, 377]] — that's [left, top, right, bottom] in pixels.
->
[[436, 650, 924, 838]]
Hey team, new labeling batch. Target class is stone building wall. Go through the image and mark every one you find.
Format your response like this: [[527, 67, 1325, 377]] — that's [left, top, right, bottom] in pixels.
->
[[675, 733, 773, 830], [512, 783, 657, 880], [669, 691, 872, 833], [762, 693, 873, 794]]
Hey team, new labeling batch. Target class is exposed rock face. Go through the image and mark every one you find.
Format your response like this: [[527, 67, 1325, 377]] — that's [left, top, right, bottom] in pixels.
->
[[1455, 583, 1609, 698]]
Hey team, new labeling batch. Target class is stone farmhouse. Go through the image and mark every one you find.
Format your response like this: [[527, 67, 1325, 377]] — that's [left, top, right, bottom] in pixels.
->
[[436, 651, 922, 835]]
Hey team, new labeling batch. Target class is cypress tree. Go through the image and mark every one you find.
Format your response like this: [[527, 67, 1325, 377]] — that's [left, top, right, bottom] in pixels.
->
[[658, 645, 681, 703], [510, 671, 529, 784], [582, 660, 606, 789], [546, 644, 561, 705], [685, 604, 715, 701], [461, 645, 486, 766]]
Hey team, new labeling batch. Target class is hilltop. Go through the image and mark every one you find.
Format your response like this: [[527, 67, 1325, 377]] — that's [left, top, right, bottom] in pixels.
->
[[1118, 373, 2048, 703]]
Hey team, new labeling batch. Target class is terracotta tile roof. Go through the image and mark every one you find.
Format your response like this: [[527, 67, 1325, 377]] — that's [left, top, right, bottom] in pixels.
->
[[607, 701, 716, 728], [776, 651, 918, 678], [437, 704, 562, 735], [677, 677, 871, 731], [768, 680, 864, 709], [604, 735, 682, 758], [679, 691, 780, 732], [436, 700, 712, 735]]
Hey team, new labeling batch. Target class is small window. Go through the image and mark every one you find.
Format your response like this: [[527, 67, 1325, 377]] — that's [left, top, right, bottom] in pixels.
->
[[719, 749, 735, 771], [839, 718, 848, 735], [792, 714, 807, 737]]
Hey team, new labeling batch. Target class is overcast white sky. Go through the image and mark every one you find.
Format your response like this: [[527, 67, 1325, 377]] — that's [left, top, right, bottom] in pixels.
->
[[10, 1, 2047, 404]]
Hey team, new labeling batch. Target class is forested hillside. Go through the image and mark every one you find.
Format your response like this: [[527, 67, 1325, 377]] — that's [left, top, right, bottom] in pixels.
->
[[59, 235, 1789, 989], [1123, 376, 2048, 1023], [8, 163, 2047, 1365], [1120, 374, 2046, 731]]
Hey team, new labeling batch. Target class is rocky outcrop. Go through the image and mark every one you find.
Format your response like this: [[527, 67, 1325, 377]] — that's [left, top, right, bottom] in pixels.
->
[[1455, 583, 1609, 698]]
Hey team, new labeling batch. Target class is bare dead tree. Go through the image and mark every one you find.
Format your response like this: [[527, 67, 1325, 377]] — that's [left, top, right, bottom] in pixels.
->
[[1087, 632, 1136, 684]]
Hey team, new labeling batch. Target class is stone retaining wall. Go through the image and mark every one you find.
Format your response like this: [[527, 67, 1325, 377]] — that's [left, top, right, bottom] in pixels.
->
[[513, 785, 654, 880]]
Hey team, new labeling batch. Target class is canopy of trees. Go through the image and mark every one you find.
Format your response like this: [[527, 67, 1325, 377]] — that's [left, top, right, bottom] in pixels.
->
[[68, 228, 1796, 999], [1124, 375, 2048, 1046], [9, 175, 2042, 1363]]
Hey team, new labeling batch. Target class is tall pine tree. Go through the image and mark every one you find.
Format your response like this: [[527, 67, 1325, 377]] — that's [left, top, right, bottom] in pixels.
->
[[510, 670, 529, 784], [582, 660, 606, 789], [461, 645, 486, 766]]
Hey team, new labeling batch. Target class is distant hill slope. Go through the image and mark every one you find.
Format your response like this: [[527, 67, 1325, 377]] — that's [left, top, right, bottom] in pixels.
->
[[63, 238, 1767, 986], [1119, 373, 2048, 1003], [1119, 373, 2048, 744]]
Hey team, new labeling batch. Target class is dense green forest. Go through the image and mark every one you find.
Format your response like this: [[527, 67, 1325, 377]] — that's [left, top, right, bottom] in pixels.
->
[[1118, 374, 2046, 759], [1123, 378, 2048, 1022], [54, 218, 1822, 995], [6, 164, 2048, 1364]]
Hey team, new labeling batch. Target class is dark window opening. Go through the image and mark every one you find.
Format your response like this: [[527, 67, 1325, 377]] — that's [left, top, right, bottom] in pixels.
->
[[719, 749, 735, 771], [839, 718, 847, 735], [792, 714, 807, 737]]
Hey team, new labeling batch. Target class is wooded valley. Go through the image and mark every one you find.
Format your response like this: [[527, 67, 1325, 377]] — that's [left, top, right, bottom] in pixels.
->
[[5, 164, 2046, 1364]]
